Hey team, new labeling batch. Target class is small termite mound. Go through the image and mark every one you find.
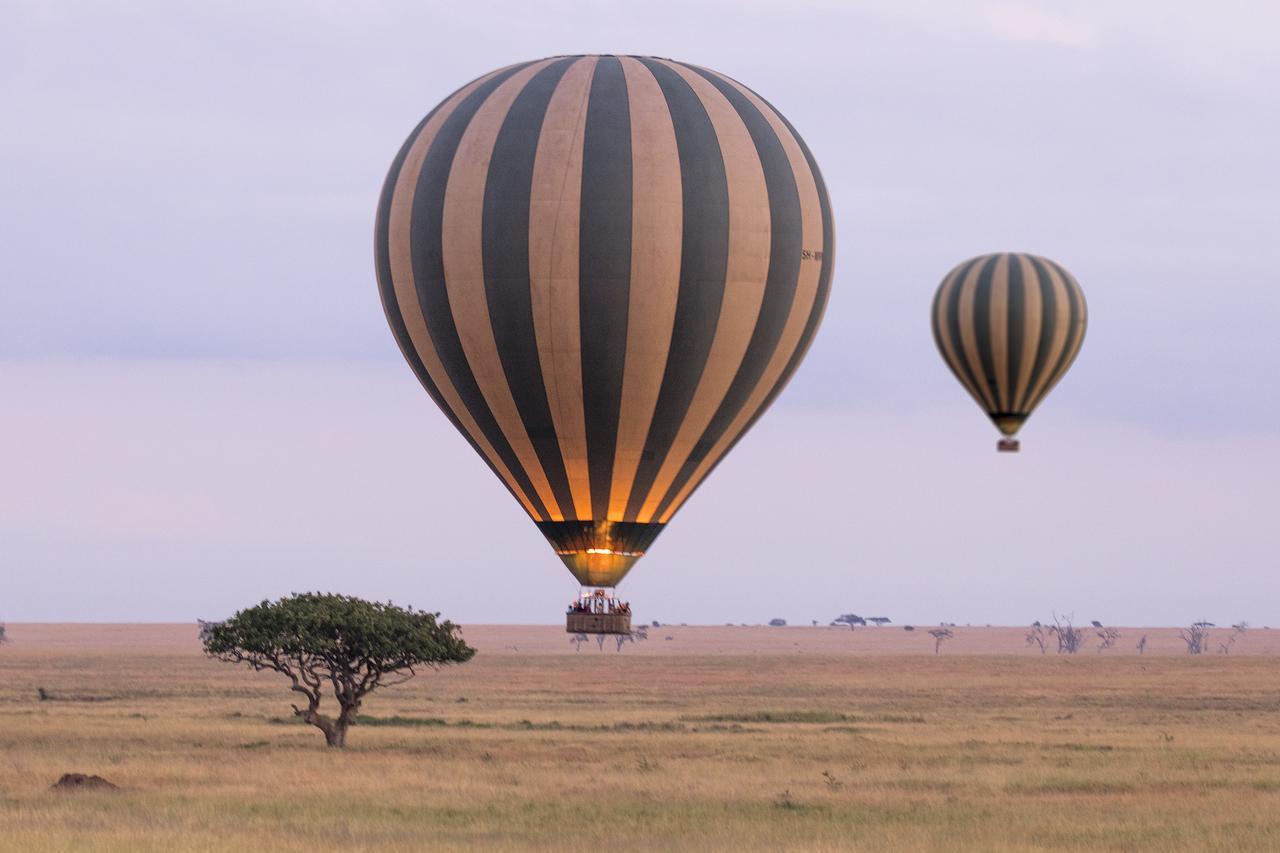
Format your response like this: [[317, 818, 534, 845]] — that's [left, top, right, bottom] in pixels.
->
[[51, 773, 118, 792]]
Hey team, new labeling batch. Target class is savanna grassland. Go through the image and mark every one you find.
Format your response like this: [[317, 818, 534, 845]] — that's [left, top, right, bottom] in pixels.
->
[[1, 624, 1278, 852]]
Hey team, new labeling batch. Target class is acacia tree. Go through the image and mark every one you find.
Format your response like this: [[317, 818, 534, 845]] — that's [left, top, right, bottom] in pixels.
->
[[1048, 612, 1085, 654], [1026, 622, 1048, 654], [1217, 621, 1248, 655], [1179, 621, 1213, 655], [202, 593, 475, 747]]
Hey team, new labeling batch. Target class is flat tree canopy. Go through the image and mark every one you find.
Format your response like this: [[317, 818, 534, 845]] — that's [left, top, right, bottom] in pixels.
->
[[202, 593, 475, 747]]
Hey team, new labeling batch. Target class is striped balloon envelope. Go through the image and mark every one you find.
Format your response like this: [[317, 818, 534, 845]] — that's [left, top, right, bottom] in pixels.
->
[[374, 55, 833, 588], [931, 253, 1087, 451]]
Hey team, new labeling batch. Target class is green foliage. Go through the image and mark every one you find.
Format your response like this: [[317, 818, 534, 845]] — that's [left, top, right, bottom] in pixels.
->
[[201, 593, 474, 669]]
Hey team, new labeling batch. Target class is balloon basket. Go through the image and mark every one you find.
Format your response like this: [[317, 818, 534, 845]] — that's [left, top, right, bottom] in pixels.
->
[[566, 612, 632, 635], [566, 588, 633, 635], [997, 438, 1020, 453]]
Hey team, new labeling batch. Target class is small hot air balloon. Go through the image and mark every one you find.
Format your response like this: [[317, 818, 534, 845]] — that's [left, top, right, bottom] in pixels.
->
[[374, 56, 833, 631], [931, 253, 1086, 452]]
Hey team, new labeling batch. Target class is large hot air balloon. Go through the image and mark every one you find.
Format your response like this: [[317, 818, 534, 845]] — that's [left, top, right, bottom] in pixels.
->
[[373, 56, 834, 628], [931, 253, 1086, 452]]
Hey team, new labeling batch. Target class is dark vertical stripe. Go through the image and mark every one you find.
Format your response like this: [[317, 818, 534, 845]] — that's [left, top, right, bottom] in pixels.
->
[[1023, 255, 1061, 411], [736, 81, 836, 393], [481, 58, 579, 519], [944, 257, 988, 406], [1005, 253, 1026, 411], [971, 254, 1000, 410], [1039, 259, 1085, 402], [409, 62, 552, 520], [374, 72, 529, 510], [578, 57, 633, 521], [622, 58, 731, 521], [667, 105, 836, 514], [648, 64, 803, 521], [739, 100, 836, 429]]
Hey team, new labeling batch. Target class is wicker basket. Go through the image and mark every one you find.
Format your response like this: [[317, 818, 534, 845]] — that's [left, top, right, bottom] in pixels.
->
[[566, 612, 632, 635]]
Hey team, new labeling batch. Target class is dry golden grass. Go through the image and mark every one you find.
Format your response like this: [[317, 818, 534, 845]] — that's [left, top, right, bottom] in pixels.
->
[[1, 624, 1278, 852]]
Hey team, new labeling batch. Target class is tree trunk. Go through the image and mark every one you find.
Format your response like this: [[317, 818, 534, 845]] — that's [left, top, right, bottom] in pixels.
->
[[330, 702, 360, 748], [289, 684, 362, 748], [296, 706, 347, 748], [324, 719, 347, 748]]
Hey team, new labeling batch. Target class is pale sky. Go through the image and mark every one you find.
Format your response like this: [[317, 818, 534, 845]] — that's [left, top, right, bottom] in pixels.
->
[[2, 1, 1278, 625]]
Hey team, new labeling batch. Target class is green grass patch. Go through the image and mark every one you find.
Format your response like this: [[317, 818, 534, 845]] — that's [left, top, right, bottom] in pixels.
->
[[345, 715, 689, 733], [681, 710, 925, 725], [508, 719, 686, 733], [1007, 779, 1137, 795], [356, 715, 456, 727]]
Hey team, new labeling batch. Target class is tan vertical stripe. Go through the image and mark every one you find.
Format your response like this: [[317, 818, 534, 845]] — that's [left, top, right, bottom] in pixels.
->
[[529, 57, 597, 521], [956, 262, 999, 412], [441, 59, 568, 520], [1021, 261, 1072, 411], [1011, 254, 1043, 412], [656, 71, 824, 523], [607, 57, 683, 520], [989, 254, 1011, 411], [386, 67, 542, 519], [635, 60, 772, 523]]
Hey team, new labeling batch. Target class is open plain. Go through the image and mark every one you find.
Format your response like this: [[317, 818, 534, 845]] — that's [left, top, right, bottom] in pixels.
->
[[1, 623, 1278, 852]]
